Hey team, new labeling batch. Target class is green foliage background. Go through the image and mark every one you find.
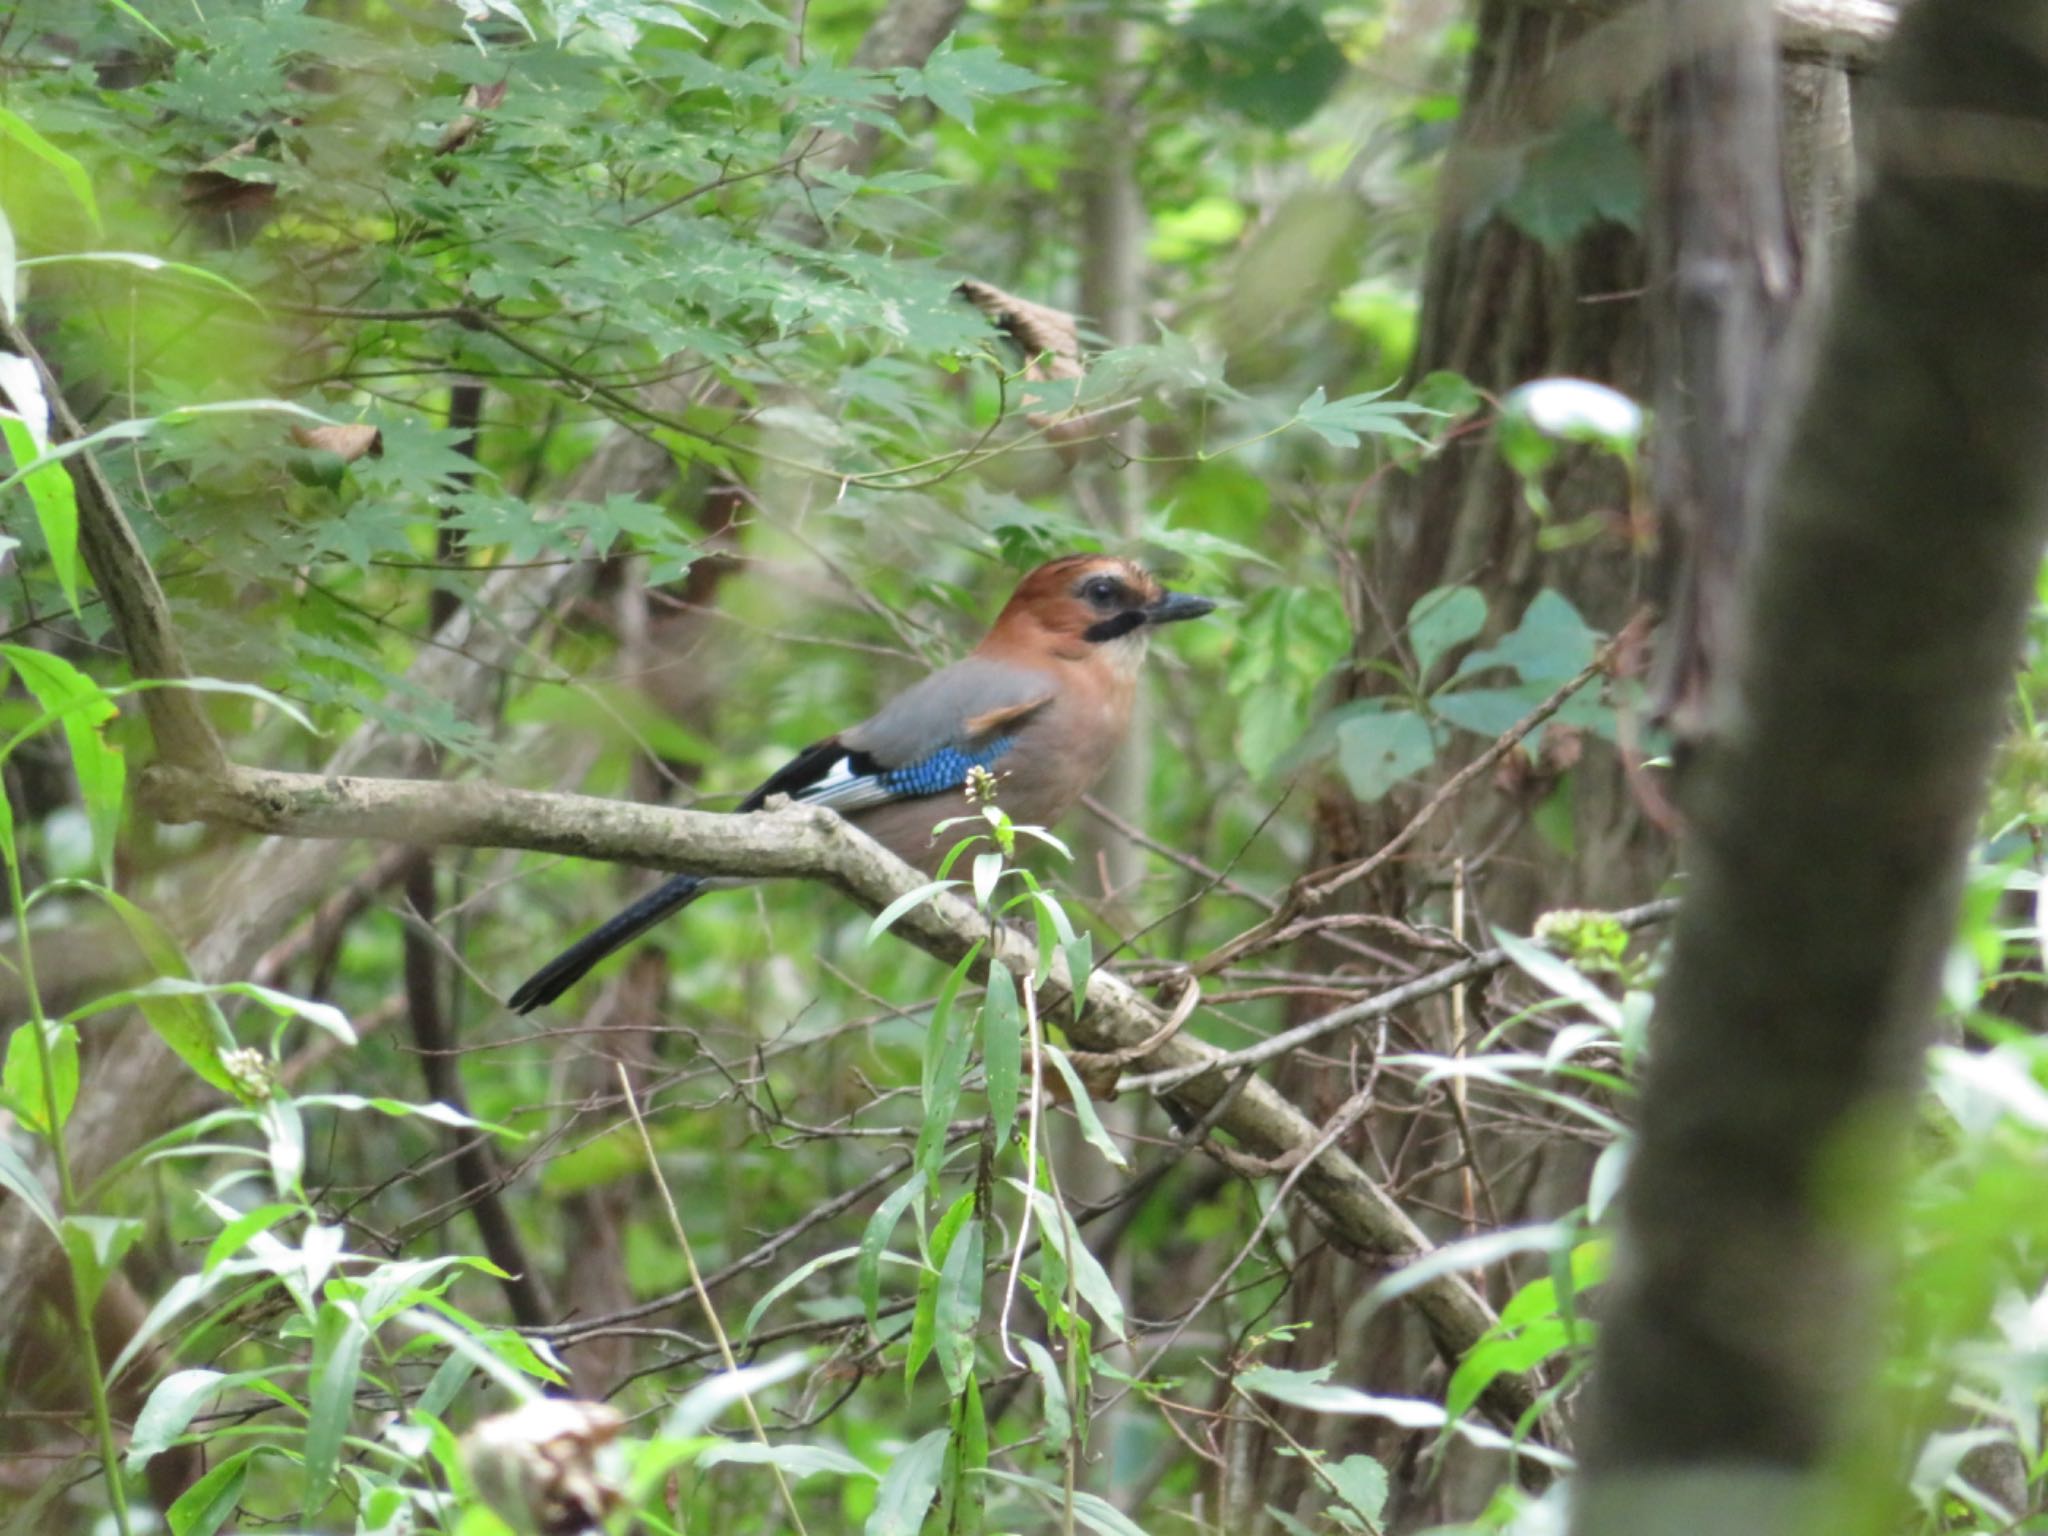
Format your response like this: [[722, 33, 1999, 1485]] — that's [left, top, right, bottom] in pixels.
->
[[4, 2, 2048, 1535]]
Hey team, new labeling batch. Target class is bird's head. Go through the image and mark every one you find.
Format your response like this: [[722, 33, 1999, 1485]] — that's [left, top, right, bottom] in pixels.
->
[[983, 554, 1216, 667]]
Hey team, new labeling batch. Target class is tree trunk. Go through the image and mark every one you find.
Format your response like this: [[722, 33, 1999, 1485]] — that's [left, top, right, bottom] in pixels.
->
[[1578, 2, 2048, 1529], [1241, 1, 1860, 1525]]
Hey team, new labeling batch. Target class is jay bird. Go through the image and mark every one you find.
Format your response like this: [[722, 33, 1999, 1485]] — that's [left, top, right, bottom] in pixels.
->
[[507, 554, 1214, 1012]]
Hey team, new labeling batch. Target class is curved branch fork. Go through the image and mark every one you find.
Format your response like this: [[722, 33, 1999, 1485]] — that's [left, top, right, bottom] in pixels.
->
[[137, 759, 1542, 1428]]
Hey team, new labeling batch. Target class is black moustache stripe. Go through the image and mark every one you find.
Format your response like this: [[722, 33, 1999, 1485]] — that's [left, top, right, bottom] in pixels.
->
[[1083, 611, 1147, 644]]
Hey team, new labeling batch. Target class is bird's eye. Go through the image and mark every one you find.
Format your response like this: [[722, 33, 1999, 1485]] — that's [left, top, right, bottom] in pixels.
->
[[1083, 576, 1123, 606]]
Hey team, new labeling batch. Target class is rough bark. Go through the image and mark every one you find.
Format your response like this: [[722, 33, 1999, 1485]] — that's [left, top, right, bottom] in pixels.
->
[[1577, 1, 2048, 1529], [1249, 0, 1866, 1523], [1647, 0, 1802, 734]]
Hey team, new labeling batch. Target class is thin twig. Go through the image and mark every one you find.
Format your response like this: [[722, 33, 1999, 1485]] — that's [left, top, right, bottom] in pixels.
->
[[613, 1065, 810, 1536]]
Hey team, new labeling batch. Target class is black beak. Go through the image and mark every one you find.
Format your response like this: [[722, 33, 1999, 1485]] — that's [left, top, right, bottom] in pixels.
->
[[1143, 589, 1216, 626]]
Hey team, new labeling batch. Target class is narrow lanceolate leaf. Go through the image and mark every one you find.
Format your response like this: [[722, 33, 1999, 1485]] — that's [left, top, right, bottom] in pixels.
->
[[978, 1470, 1156, 1536], [1041, 1046, 1128, 1169], [302, 1301, 369, 1517], [167, 1447, 259, 1536], [0, 109, 101, 231], [0, 366, 82, 617], [1011, 1180, 1127, 1340], [18, 251, 266, 312], [0, 1137, 58, 1234], [865, 1429, 949, 1536], [0, 202, 15, 323], [1017, 1336, 1071, 1445], [859, 1168, 926, 1335], [918, 957, 979, 1182], [44, 883, 240, 1098], [743, 1244, 861, 1340], [933, 1215, 985, 1393], [127, 1369, 228, 1470], [865, 879, 961, 944], [906, 1193, 975, 1389], [2, 643, 122, 869], [981, 967, 1022, 1150]]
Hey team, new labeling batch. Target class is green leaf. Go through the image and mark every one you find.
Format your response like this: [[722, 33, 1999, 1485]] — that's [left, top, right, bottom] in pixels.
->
[[1013, 1180, 1125, 1340], [918, 955, 979, 1181], [1, 1020, 77, 1137], [127, 1368, 227, 1470], [168, 1447, 259, 1536], [1325, 1454, 1391, 1525], [865, 1429, 949, 1536], [981, 967, 1021, 1151], [860, 1168, 926, 1337], [938, 1373, 989, 1534], [743, 1245, 860, 1341], [46, 883, 240, 1097], [68, 978, 356, 1048], [1041, 1046, 1129, 1169], [19, 252, 266, 313], [866, 880, 961, 944], [109, 1268, 226, 1385], [1238, 1364, 1449, 1423], [0, 398, 336, 505], [0, 203, 14, 324], [351, 1255, 510, 1324], [1335, 708, 1437, 802], [699, 1441, 876, 1482], [1499, 109, 1643, 249], [0, 1137, 58, 1234], [1293, 384, 1437, 449], [1406, 585, 1486, 678], [303, 1301, 369, 1517], [907, 1192, 975, 1388], [204, 1202, 302, 1274], [1237, 686, 1302, 781], [1358, 1221, 1576, 1317], [1445, 1317, 1573, 1422], [933, 1215, 985, 1394], [2, 644, 121, 873], [0, 361, 82, 618], [1457, 589, 1601, 685], [978, 1470, 1155, 1536], [1493, 929, 1623, 1031], [1180, 3, 1346, 130], [0, 109, 100, 232], [1017, 1336, 1070, 1444], [59, 1213, 141, 1311], [901, 41, 1047, 131], [295, 1094, 507, 1132], [655, 1353, 809, 1443]]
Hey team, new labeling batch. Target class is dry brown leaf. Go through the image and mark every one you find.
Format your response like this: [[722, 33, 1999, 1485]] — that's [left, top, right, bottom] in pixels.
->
[[956, 279, 1082, 380], [290, 424, 383, 462], [957, 279, 1097, 458], [438, 80, 510, 156]]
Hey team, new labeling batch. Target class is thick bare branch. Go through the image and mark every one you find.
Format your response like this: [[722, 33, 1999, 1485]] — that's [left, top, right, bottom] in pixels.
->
[[136, 759, 1543, 1425], [0, 317, 223, 772]]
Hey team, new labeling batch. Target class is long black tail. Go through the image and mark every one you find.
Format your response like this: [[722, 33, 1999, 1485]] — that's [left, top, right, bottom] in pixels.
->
[[507, 873, 709, 1013]]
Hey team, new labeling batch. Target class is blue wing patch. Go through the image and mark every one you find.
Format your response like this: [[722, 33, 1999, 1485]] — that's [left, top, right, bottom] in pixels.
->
[[799, 737, 1017, 812]]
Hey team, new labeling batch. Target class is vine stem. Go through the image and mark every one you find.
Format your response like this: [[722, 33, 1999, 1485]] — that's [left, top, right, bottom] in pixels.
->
[[7, 854, 131, 1536], [998, 927, 1045, 1369]]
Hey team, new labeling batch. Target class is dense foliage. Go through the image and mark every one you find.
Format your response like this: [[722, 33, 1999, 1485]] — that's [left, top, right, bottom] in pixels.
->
[[4, 1, 2048, 1534]]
